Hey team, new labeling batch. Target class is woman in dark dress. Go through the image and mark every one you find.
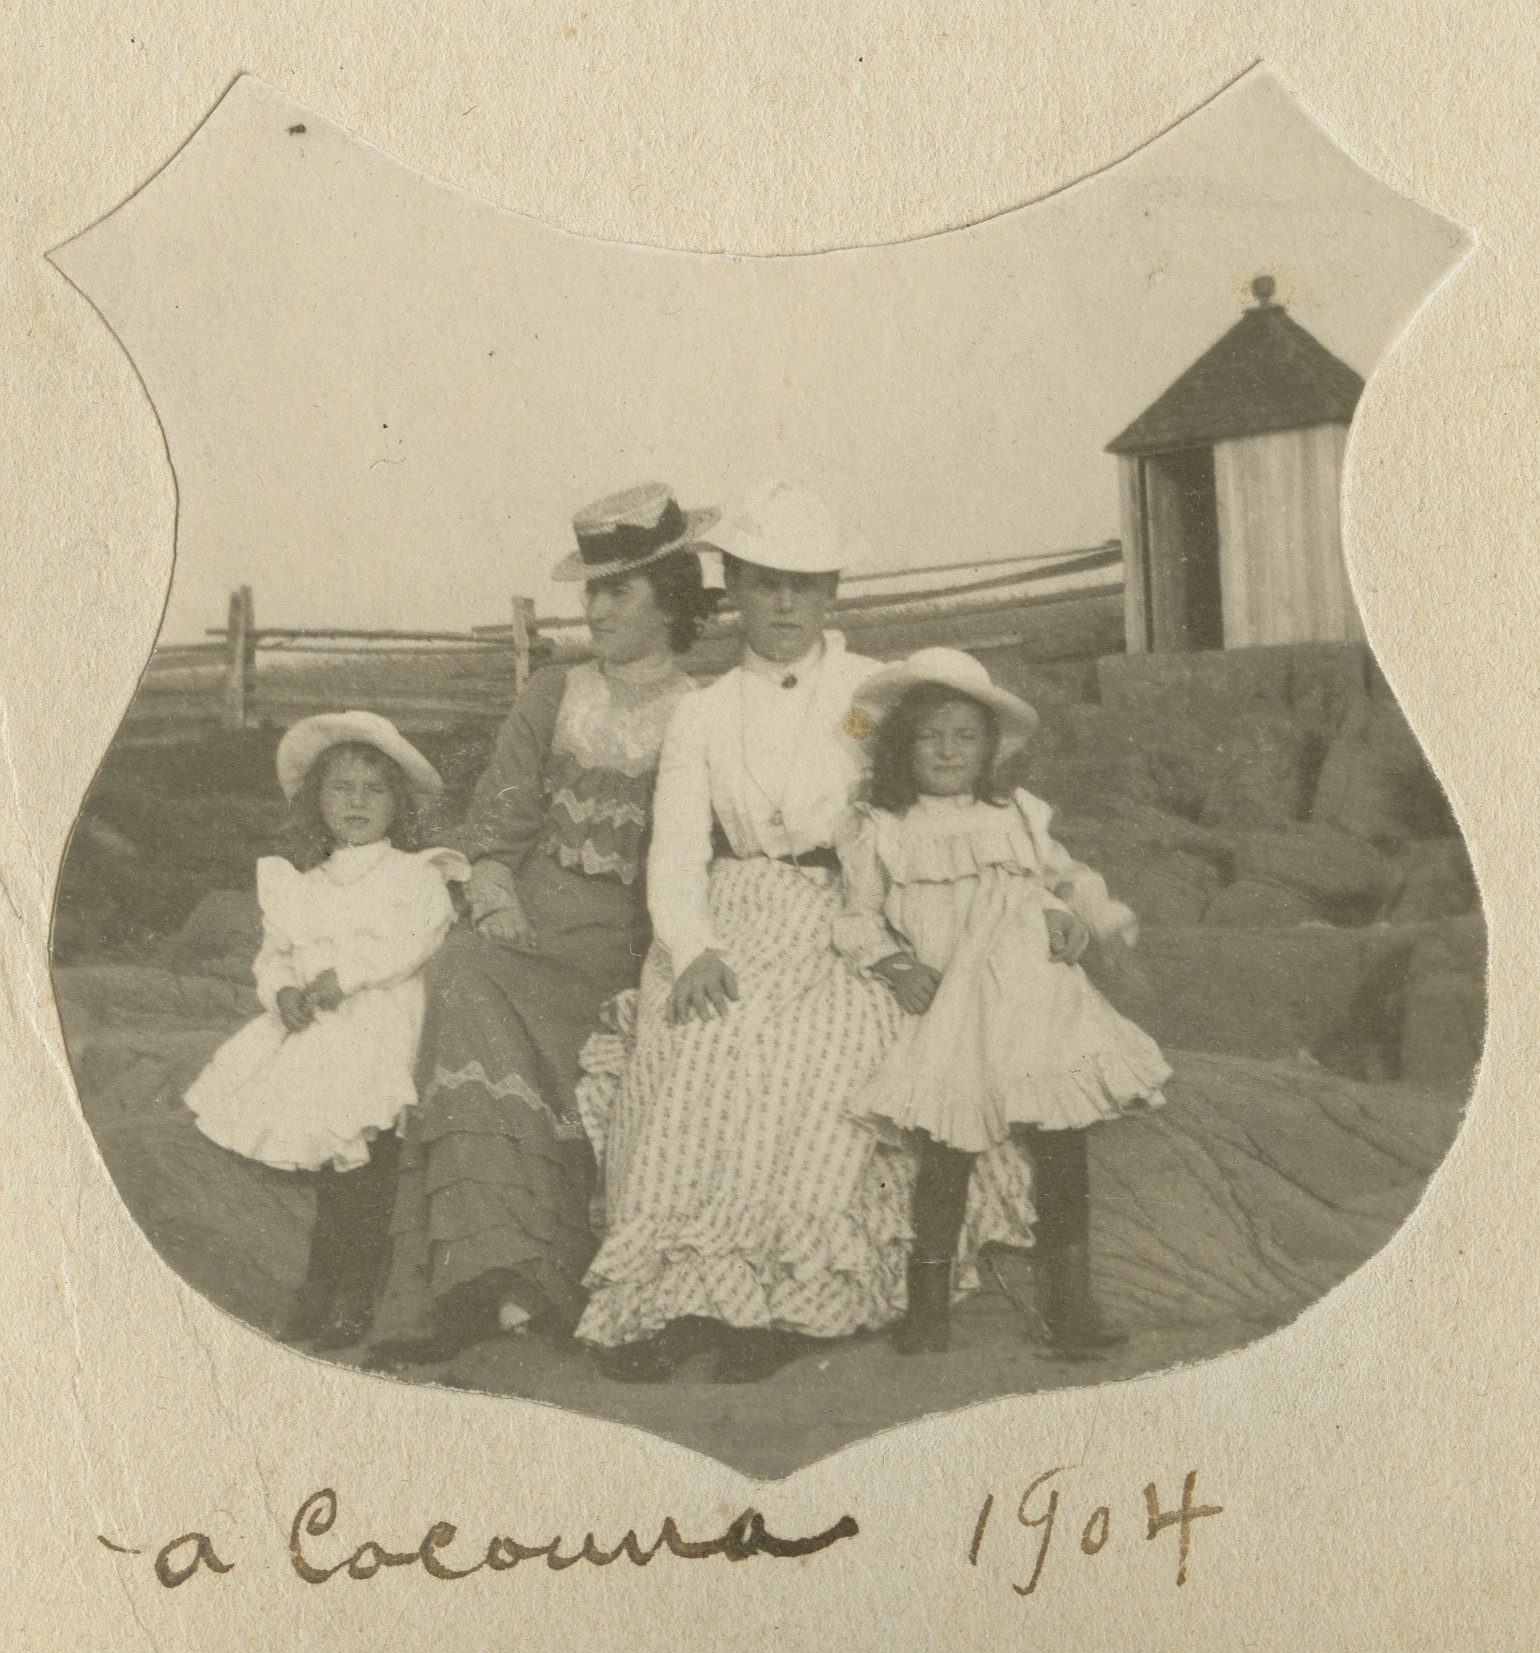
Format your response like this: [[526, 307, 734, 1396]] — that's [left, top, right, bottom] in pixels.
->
[[367, 484, 716, 1361]]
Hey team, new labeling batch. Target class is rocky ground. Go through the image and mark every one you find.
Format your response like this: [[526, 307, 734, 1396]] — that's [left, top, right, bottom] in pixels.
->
[[50, 640, 1484, 1475]]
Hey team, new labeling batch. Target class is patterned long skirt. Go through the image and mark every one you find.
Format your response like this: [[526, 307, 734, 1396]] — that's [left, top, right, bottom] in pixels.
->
[[575, 858, 1036, 1348], [371, 854, 647, 1343]]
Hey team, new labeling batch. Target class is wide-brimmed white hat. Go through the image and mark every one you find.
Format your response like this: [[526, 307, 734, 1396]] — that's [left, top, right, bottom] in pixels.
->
[[276, 710, 444, 802], [853, 647, 1039, 757], [550, 482, 719, 583], [705, 480, 865, 575]]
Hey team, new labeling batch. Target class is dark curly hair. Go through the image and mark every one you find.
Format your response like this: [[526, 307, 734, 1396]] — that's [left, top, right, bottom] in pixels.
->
[[867, 682, 1009, 815], [274, 741, 425, 871], [588, 549, 720, 654]]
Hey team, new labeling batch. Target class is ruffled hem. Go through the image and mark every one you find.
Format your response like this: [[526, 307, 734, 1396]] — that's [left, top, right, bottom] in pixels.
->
[[190, 1109, 395, 1173], [374, 1016, 600, 1321], [576, 1133, 1040, 1346], [413, 1058, 584, 1143], [576, 1194, 913, 1346], [406, 1174, 596, 1306], [373, 1107, 598, 1340], [860, 1046, 1171, 1152]]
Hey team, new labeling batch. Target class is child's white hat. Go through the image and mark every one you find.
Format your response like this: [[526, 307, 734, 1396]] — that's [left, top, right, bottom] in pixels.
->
[[853, 647, 1039, 758], [276, 710, 444, 802], [705, 480, 867, 574]]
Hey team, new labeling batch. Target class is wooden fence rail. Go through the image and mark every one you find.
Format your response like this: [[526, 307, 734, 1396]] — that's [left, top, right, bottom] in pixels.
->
[[120, 550, 1124, 744]]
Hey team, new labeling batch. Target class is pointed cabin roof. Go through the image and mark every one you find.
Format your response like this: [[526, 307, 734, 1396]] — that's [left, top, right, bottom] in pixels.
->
[[1106, 277, 1364, 456]]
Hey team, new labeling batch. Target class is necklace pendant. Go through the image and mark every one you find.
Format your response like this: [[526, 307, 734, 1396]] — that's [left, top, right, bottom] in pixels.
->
[[769, 810, 784, 828]]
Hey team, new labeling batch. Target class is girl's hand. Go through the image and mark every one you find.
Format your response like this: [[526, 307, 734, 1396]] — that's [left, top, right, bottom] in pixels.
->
[[276, 987, 315, 1034], [1045, 909, 1091, 964], [477, 902, 538, 953], [872, 954, 942, 1016], [304, 969, 345, 1013], [668, 950, 740, 1025]]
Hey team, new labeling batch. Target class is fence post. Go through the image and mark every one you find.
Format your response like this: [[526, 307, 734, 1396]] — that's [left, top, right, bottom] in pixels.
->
[[511, 596, 535, 691], [221, 585, 255, 728]]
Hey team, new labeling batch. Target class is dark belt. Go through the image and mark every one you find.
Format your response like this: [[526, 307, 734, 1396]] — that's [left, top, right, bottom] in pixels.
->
[[710, 818, 840, 874], [760, 845, 841, 874]]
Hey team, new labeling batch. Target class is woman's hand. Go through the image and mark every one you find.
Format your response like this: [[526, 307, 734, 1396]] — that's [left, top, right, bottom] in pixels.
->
[[872, 953, 942, 1016], [668, 950, 740, 1024], [1045, 909, 1091, 964], [275, 986, 315, 1034], [477, 901, 538, 953], [303, 969, 345, 1013], [468, 861, 538, 952]]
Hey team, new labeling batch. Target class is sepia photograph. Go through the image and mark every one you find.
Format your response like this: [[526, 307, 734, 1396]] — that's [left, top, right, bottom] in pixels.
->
[[46, 67, 1480, 1480]]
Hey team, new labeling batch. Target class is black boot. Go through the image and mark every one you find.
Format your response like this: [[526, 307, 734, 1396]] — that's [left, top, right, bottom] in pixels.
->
[[891, 1259, 952, 1354], [1040, 1241, 1128, 1361]]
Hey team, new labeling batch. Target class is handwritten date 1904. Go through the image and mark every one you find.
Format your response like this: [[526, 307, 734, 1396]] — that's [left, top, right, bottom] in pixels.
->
[[969, 1469, 1223, 1593]]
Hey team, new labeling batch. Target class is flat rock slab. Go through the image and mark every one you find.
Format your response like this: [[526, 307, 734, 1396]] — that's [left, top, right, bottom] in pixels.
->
[[1088, 1051, 1462, 1332], [97, 1106, 316, 1337], [55, 960, 1469, 1473]]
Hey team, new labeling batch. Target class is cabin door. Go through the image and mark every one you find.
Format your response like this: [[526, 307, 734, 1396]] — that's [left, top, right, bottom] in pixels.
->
[[1137, 446, 1224, 651]]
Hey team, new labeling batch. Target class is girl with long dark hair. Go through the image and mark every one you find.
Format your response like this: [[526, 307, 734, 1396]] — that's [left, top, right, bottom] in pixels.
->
[[835, 648, 1169, 1359]]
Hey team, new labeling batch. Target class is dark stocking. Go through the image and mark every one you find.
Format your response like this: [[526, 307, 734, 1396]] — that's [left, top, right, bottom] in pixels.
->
[[892, 1136, 977, 1355], [911, 1137, 977, 1261], [1016, 1125, 1124, 1358], [1021, 1125, 1090, 1251], [293, 1130, 402, 1349]]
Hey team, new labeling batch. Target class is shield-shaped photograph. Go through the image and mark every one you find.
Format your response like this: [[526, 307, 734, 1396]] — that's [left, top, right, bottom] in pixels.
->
[[47, 66, 1478, 1478]]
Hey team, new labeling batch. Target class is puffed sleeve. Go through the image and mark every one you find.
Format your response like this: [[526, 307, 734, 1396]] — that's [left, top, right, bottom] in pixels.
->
[[1016, 789, 1139, 944], [645, 693, 723, 974], [251, 857, 305, 1013], [831, 807, 905, 972], [329, 854, 462, 996], [455, 666, 567, 879]]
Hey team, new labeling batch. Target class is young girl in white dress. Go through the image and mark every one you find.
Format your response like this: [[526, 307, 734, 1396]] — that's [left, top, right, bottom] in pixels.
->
[[185, 711, 469, 1348], [833, 648, 1170, 1360]]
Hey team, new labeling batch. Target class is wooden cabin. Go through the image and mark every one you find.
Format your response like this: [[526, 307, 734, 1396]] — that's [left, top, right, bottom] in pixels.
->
[[1106, 276, 1365, 653]]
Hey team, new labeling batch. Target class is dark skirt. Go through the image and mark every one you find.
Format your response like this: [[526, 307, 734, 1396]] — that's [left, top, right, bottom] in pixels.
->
[[371, 850, 648, 1342]]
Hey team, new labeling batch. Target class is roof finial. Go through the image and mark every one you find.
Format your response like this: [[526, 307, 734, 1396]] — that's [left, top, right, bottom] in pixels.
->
[[1251, 273, 1277, 306]]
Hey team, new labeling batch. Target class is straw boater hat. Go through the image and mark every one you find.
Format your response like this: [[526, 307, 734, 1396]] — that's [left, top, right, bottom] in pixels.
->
[[852, 647, 1039, 758], [550, 482, 719, 583], [276, 710, 445, 802], [705, 480, 866, 575]]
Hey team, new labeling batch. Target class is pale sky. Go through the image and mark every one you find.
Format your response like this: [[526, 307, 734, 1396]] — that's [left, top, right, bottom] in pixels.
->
[[56, 69, 1469, 644]]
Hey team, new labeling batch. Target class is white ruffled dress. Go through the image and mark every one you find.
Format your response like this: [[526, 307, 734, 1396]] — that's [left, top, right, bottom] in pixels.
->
[[184, 842, 469, 1173], [833, 789, 1170, 1153]]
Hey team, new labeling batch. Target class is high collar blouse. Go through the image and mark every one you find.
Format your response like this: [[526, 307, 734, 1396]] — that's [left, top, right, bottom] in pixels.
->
[[456, 659, 695, 896], [646, 632, 882, 971]]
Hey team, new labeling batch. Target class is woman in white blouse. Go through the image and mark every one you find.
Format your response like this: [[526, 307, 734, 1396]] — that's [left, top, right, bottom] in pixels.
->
[[576, 483, 1036, 1384]]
